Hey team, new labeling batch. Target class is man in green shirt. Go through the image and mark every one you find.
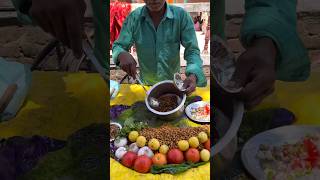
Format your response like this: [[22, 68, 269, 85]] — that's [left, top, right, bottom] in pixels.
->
[[112, 0, 207, 95], [213, 0, 310, 109], [9, 0, 310, 109]]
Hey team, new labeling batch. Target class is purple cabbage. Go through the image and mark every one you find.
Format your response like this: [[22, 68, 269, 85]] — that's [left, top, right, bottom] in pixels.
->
[[110, 105, 130, 120], [109, 140, 117, 158]]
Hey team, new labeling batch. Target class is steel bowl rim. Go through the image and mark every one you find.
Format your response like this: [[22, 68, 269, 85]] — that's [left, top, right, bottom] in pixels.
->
[[212, 100, 244, 156], [145, 80, 187, 116]]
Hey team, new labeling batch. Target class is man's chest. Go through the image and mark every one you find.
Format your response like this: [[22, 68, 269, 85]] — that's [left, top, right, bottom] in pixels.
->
[[133, 19, 181, 47]]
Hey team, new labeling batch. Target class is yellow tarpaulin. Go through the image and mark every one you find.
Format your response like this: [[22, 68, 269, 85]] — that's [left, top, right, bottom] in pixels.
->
[[256, 67, 320, 125], [0, 66, 318, 179], [0, 71, 107, 140], [110, 84, 211, 180]]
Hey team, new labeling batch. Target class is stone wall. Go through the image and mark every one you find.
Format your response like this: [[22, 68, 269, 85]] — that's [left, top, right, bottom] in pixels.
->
[[0, 11, 319, 72], [0, 26, 51, 64], [225, 13, 320, 65]]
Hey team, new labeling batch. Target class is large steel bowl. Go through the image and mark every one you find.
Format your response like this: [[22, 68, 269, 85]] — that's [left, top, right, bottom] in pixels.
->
[[211, 83, 244, 178], [145, 80, 186, 120]]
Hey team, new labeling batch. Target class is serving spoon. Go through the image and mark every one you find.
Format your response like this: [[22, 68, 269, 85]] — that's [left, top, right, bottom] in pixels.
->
[[134, 73, 160, 108]]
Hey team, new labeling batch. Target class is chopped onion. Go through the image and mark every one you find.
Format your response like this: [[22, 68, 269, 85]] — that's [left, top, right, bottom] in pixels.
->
[[128, 143, 139, 153], [114, 137, 128, 148], [137, 146, 154, 158], [115, 147, 127, 159]]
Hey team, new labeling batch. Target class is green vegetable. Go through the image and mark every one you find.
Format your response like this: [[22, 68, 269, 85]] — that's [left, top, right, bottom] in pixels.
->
[[116, 109, 134, 126], [118, 118, 147, 137], [116, 101, 185, 128], [150, 162, 207, 174], [173, 118, 201, 128], [238, 108, 275, 147]]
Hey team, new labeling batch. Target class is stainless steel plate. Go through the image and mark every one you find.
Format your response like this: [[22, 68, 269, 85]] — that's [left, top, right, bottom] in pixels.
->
[[185, 101, 210, 123], [241, 125, 320, 179]]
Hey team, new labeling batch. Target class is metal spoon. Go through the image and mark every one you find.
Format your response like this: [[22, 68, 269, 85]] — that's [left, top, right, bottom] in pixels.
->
[[173, 73, 187, 92], [134, 74, 160, 108]]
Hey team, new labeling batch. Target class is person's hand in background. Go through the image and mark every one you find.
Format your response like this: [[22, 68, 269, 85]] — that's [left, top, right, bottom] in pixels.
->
[[183, 74, 197, 96], [233, 37, 277, 109], [29, 0, 86, 58], [118, 51, 137, 79]]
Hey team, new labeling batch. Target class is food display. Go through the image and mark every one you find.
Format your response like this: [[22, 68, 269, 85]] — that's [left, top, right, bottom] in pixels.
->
[[110, 93, 211, 175], [140, 125, 208, 149], [257, 134, 320, 180], [110, 123, 210, 174]]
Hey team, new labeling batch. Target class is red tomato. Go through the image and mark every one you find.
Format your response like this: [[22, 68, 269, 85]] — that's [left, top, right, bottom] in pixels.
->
[[204, 105, 210, 115], [291, 159, 303, 169], [304, 139, 319, 157], [303, 138, 319, 168]]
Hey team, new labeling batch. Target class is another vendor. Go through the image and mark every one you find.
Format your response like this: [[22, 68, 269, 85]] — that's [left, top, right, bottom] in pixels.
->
[[112, 0, 207, 95]]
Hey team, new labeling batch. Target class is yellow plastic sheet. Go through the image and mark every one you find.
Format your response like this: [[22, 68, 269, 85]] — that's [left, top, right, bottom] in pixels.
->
[[110, 84, 211, 180], [255, 67, 320, 125], [0, 71, 107, 140]]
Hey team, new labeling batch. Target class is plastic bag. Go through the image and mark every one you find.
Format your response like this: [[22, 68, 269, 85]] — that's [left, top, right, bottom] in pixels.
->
[[0, 58, 32, 121]]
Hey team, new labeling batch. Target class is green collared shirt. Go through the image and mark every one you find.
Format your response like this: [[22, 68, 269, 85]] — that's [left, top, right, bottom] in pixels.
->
[[112, 4, 206, 86], [11, 0, 108, 77]]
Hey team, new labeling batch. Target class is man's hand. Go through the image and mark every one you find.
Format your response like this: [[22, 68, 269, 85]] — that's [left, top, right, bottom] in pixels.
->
[[233, 38, 277, 109], [183, 74, 197, 95], [118, 52, 137, 79], [29, 0, 86, 58]]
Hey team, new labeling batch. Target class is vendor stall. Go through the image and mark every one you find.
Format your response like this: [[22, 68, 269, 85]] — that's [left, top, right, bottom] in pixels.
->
[[110, 83, 210, 180]]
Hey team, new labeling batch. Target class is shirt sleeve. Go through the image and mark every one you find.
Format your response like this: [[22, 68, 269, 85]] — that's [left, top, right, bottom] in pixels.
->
[[180, 10, 207, 87], [112, 13, 135, 66], [11, 0, 34, 25], [91, 0, 108, 74], [241, 0, 310, 82]]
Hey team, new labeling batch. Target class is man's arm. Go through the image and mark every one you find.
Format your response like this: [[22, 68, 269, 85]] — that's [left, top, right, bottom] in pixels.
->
[[91, 0, 108, 70], [180, 10, 207, 87], [112, 14, 135, 66], [112, 14, 137, 78], [241, 0, 310, 81]]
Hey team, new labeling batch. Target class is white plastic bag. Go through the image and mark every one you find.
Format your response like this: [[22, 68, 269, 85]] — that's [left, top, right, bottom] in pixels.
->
[[0, 58, 32, 121]]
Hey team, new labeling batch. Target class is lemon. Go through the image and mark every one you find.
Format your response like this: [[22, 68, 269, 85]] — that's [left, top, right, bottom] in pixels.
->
[[136, 136, 147, 147], [200, 149, 210, 161], [198, 132, 208, 143], [188, 137, 200, 148], [178, 140, 189, 151], [148, 138, 160, 150], [128, 131, 139, 142], [159, 144, 169, 154]]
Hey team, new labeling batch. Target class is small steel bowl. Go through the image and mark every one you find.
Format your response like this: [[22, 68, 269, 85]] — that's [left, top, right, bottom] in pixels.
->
[[110, 122, 122, 141]]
